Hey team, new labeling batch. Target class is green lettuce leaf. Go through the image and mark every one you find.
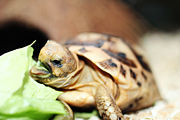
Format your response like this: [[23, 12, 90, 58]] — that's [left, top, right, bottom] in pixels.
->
[[0, 44, 66, 120], [74, 110, 98, 119]]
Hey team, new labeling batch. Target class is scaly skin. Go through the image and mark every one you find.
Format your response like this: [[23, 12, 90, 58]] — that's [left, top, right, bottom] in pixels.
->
[[96, 86, 124, 120]]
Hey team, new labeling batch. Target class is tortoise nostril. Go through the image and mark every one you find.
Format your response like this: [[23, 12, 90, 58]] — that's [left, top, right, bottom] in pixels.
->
[[0, 21, 49, 59]]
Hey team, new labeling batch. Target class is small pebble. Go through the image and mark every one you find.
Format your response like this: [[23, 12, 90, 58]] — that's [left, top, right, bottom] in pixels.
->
[[110, 113, 117, 120]]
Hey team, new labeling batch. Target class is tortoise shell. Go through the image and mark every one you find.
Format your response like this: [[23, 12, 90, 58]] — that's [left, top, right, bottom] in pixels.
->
[[65, 33, 151, 86]]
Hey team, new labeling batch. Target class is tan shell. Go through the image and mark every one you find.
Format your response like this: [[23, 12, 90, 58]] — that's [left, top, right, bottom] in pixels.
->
[[64, 33, 161, 110]]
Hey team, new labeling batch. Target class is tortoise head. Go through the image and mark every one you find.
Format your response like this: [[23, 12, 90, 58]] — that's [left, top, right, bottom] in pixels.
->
[[30, 40, 77, 88]]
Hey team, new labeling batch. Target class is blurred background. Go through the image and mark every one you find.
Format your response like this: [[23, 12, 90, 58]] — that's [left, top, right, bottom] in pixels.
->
[[0, 0, 180, 119], [0, 0, 180, 57], [123, 0, 180, 31]]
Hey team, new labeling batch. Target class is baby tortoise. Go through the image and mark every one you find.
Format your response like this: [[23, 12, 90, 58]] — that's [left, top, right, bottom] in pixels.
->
[[30, 33, 161, 120]]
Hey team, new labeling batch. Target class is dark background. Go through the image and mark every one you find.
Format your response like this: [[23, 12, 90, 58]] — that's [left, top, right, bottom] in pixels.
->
[[123, 0, 180, 31]]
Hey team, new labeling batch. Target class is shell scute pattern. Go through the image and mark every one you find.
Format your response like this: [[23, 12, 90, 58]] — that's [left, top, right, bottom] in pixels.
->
[[66, 33, 151, 87], [120, 65, 126, 77], [65, 33, 161, 112]]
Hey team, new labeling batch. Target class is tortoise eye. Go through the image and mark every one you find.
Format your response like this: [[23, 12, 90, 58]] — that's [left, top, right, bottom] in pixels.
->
[[51, 59, 63, 68]]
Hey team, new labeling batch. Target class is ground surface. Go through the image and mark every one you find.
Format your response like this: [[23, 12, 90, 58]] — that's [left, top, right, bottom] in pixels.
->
[[77, 31, 180, 120]]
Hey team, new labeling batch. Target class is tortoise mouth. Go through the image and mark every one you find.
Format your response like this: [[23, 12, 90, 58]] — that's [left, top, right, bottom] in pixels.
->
[[30, 61, 52, 79]]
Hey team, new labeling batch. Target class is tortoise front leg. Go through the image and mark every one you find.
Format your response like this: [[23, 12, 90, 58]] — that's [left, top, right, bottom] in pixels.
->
[[95, 86, 124, 120], [54, 99, 74, 120]]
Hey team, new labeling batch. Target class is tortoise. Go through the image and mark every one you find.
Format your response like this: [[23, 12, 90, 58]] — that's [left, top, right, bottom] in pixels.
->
[[30, 33, 161, 120]]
